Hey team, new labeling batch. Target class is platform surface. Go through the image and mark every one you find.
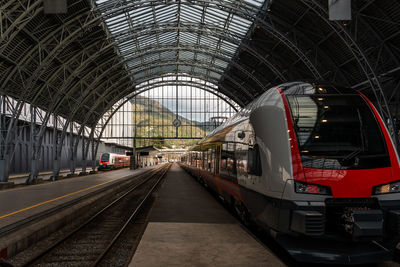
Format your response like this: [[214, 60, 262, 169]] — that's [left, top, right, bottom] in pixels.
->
[[130, 163, 284, 267], [8, 168, 85, 185], [0, 165, 159, 230]]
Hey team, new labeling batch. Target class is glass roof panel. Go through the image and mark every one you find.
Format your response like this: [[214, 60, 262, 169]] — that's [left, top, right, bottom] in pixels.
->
[[215, 59, 229, 69], [158, 32, 176, 43], [94, 0, 265, 84], [179, 51, 196, 61], [210, 71, 222, 80]]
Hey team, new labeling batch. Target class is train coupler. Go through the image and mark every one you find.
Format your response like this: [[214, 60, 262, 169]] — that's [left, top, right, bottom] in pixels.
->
[[342, 208, 383, 240]]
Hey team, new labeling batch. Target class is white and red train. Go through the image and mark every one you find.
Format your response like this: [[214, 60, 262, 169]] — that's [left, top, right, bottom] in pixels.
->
[[98, 153, 130, 170], [181, 82, 400, 264]]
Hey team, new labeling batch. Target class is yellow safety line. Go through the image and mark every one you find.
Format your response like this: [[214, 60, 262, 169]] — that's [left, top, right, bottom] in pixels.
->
[[0, 179, 116, 220]]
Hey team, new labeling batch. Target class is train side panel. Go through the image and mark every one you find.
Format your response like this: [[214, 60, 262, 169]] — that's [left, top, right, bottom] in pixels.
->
[[235, 88, 295, 230]]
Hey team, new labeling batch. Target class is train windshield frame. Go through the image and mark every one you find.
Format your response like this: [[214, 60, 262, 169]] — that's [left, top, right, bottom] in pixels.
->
[[101, 153, 110, 162], [287, 94, 390, 170]]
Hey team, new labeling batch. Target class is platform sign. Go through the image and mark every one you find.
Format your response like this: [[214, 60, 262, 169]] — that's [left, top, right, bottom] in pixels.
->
[[329, 0, 352, 21], [44, 0, 67, 14]]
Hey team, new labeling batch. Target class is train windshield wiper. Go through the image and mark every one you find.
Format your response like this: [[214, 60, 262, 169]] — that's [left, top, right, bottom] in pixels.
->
[[342, 147, 363, 163]]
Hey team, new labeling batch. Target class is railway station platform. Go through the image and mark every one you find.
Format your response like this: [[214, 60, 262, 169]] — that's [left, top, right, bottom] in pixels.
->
[[0, 164, 161, 258], [130, 163, 284, 266], [7, 168, 86, 185]]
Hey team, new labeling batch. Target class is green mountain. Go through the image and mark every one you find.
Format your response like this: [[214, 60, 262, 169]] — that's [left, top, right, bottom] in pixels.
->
[[130, 96, 213, 148]]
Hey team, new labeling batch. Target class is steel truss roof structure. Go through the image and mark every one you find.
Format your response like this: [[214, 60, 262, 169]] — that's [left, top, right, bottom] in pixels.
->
[[1, 0, 400, 181], [1, 0, 400, 126]]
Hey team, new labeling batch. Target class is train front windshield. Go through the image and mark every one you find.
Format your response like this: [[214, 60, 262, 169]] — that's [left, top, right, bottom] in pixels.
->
[[287, 94, 390, 170], [101, 153, 110, 162]]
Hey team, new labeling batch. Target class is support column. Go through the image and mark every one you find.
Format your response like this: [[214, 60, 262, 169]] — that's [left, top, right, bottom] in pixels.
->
[[0, 95, 9, 182], [91, 136, 96, 172], [81, 128, 87, 174], [27, 107, 38, 184], [93, 135, 101, 172], [131, 98, 137, 170], [51, 116, 61, 180], [69, 123, 76, 174], [0, 98, 25, 182], [131, 139, 136, 170]]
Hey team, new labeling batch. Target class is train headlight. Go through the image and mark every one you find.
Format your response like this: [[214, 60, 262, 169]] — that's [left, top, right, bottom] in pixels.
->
[[373, 181, 400, 195], [295, 181, 332, 195]]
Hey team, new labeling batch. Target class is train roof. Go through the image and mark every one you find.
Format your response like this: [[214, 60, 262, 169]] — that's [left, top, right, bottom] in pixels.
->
[[279, 81, 359, 96]]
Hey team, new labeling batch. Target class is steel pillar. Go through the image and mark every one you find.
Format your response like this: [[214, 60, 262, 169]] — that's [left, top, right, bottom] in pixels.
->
[[69, 122, 76, 174], [0, 159, 9, 183], [91, 135, 96, 172], [27, 107, 38, 184], [0, 95, 8, 182], [81, 129, 87, 174], [83, 127, 96, 173], [51, 116, 61, 180], [0, 96, 22, 183]]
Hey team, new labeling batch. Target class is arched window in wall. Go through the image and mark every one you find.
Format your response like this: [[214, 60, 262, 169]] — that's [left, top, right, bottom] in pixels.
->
[[101, 77, 239, 148]]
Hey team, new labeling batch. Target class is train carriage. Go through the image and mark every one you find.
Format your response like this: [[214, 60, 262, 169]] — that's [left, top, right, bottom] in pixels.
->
[[99, 153, 130, 170], [181, 81, 400, 264]]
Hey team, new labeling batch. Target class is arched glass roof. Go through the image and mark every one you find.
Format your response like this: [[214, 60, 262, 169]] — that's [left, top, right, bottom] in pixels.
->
[[94, 0, 266, 82], [1, 0, 399, 132]]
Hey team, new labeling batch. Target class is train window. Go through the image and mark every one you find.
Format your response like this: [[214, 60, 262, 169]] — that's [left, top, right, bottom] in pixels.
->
[[221, 158, 227, 169], [287, 95, 390, 169], [209, 149, 213, 172], [101, 153, 109, 162], [202, 151, 207, 170], [248, 144, 262, 176]]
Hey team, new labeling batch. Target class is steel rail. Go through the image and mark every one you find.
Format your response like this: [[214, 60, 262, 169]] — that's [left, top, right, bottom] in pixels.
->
[[92, 164, 171, 266], [0, 169, 144, 238], [22, 164, 170, 266]]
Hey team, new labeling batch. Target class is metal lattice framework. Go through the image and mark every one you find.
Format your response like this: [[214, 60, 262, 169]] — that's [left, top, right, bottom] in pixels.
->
[[97, 75, 239, 145], [0, 0, 400, 182]]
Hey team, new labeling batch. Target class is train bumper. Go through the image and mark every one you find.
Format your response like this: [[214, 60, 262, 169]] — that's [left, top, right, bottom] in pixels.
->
[[273, 232, 393, 264], [287, 198, 400, 238], [98, 164, 110, 169], [277, 199, 400, 263], [289, 208, 385, 240]]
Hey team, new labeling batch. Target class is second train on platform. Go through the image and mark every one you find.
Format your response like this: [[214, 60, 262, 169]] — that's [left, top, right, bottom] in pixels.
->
[[98, 153, 130, 170]]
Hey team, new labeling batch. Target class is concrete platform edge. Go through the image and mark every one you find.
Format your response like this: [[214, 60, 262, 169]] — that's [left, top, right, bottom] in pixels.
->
[[0, 172, 144, 259]]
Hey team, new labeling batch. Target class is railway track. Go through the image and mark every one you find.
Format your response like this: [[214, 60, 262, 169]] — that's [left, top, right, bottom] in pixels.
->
[[21, 163, 171, 267]]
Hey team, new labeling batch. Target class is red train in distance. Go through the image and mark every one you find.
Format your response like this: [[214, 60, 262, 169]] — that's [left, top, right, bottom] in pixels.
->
[[181, 82, 400, 264], [98, 153, 130, 170]]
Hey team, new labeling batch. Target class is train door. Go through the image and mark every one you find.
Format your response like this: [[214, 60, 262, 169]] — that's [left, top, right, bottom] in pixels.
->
[[234, 120, 267, 223], [234, 121, 250, 187], [215, 144, 221, 175]]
